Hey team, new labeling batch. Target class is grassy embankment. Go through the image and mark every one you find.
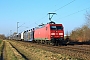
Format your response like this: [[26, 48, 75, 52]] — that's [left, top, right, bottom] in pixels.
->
[[9, 40, 80, 60], [4, 40, 25, 60], [0, 39, 4, 60]]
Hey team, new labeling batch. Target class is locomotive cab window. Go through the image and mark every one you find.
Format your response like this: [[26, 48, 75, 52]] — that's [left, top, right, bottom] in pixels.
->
[[57, 26, 63, 30], [50, 26, 63, 30], [50, 26, 56, 30]]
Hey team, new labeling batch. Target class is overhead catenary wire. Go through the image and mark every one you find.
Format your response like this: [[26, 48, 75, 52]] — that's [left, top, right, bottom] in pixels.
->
[[35, 14, 48, 25], [57, 7, 90, 20], [35, 14, 47, 22], [35, 0, 76, 23], [54, 0, 76, 12]]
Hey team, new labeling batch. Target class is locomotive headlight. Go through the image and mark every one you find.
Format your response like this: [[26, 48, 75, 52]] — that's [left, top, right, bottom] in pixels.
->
[[51, 33, 55, 35], [59, 33, 63, 35]]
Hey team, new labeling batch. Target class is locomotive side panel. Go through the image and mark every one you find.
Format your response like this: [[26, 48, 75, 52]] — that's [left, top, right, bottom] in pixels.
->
[[34, 24, 50, 40], [45, 24, 51, 40]]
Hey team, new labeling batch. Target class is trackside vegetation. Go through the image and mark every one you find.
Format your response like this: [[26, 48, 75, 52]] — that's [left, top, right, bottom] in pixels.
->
[[70, 12, 90, 43], [0, 40, 3, 60]]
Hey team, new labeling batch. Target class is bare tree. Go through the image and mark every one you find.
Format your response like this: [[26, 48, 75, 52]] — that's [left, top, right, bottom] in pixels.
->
[[70, 11, 90, 42], [70, 25, 90, 42], [85, 12, 90, 28]]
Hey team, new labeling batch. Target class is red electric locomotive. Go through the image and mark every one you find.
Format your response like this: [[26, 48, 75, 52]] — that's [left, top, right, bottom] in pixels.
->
[[34, 21, 64, 45]]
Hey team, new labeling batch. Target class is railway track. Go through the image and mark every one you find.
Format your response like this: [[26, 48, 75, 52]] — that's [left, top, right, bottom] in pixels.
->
[[55, 46, 90, 54], [74, 45, 90, 50]]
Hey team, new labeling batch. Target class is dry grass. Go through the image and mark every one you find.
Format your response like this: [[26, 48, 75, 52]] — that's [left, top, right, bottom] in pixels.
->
[[0, 40, 3, 57], [4, 40, 25, 60], [9, 40, 78, 60]]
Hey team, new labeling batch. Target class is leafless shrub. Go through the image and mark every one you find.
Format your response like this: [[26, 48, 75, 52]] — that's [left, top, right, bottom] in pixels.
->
[[70, 11, 90, 42], [0, 34, 5, 40]]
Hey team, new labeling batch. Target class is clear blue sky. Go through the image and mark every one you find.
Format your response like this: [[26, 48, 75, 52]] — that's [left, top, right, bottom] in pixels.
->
[[0, 0, 90, 36]]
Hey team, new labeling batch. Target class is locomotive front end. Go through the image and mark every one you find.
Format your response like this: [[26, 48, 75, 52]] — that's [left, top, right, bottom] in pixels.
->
[[50, 24, 64, 45]]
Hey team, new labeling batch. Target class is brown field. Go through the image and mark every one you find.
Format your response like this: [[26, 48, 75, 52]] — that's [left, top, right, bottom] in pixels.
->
[[0, 40, 90, 60]]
